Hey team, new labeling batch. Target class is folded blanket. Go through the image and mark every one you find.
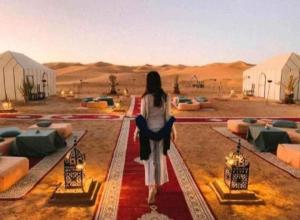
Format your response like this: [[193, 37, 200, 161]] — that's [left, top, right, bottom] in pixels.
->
[[272, 120, 297, 129]]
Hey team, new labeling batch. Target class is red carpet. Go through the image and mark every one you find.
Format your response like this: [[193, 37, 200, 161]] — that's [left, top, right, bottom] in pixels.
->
[[117, 121, 193, 219], [94, 118, 214, 219], [0, 113, 121, 120], [50, 114, 121, 120], [0, 114, 43, 119]]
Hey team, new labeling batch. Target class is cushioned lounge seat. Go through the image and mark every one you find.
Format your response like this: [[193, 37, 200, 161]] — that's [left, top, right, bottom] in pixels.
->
[[227, 119, 266, 134], [277, 144, 300, 169], [0, 156, 29, 192], [194, 96, 208, 102], [86, 101, 108, 109], [177, 102, 200, 111], [29, 123, 73, 139]]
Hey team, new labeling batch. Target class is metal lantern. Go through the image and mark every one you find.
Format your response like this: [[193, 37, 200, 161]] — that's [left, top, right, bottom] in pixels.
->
[[224, 140, 250, 190], [2, 100, 13, 110], [64, 139, 86, 189]]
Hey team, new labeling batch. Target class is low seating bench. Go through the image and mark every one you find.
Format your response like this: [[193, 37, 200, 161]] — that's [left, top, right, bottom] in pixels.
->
[[277, 144, 300, 169], [0, 156, 29, 192], [0, 138, 15, 155], [246, 125, 291, 152], [227, 119, 266, 134], [28, 123, 73, 139], [172, 96, 213, 111], [86, 101, 108, 109]]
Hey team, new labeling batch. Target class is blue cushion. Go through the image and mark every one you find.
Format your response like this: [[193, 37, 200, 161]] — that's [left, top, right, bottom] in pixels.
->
[[36, 120, 52, 128], [0, 127, 21, 137], [243, 118, 257, 124], [95, 97, 114, 106], [272, 120, 297, 129], [81, 97, 93, 102], [178, 96, 192, 103], [195, 96, 208, 102]]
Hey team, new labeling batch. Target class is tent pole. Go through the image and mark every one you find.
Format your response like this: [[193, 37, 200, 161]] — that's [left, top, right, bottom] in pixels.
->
[[12, 63, 18, 100], [2, 57, 14, 101]]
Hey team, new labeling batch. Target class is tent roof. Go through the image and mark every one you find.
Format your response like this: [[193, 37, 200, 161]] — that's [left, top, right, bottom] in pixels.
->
[[0, 51, 53, 72], [244, 52, 300, 73]]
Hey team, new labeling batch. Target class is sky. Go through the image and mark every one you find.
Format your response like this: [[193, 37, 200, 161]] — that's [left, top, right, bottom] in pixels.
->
[[0, 0, 300, 65]]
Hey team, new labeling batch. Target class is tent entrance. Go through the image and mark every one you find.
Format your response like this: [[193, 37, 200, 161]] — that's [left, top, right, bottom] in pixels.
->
[[258, 73, 266, 98]]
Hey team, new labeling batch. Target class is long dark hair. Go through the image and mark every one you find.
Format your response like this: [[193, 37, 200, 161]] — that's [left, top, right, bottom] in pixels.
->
[[142, 71, 167, 107]]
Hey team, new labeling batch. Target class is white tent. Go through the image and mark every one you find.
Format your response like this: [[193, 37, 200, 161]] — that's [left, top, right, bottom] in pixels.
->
[[0, 51, 56, 101], [243, 53, 300, 101]]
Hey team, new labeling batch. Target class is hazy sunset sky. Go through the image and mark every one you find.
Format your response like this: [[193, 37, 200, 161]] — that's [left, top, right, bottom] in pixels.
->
[[0, 0, 299, 65]]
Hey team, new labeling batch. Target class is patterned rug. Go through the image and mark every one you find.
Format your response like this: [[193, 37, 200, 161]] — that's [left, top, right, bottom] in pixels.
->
[[127, 96, 300, 123], [0, 130, 87, 199], [213, 127, 300, 178], [94, 118, 215, 220], [0, 114, 122, 120]]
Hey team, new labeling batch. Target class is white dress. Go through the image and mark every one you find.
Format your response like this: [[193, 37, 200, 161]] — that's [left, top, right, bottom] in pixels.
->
[[140, 94, 171, 186]]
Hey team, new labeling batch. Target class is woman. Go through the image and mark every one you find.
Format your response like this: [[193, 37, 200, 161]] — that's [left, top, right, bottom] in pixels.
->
[[134, 71, 176, 204]]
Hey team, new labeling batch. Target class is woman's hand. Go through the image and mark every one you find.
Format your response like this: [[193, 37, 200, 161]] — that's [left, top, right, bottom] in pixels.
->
[[134, 129, 139, 142]]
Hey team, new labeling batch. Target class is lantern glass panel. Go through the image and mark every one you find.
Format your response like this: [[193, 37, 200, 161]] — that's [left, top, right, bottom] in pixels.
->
[[64, 147, 86, 189], [224, 140, 250, 190]]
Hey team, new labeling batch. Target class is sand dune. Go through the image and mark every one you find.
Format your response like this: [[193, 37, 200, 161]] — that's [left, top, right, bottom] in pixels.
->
[[46, 60, 253, 88]]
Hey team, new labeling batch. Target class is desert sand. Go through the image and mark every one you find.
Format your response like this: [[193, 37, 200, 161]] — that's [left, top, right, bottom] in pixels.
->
[[1, 61, 300, 220]]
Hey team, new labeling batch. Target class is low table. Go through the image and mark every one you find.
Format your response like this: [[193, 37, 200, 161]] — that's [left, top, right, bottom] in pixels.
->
[[227, 119, 266, 134], [247, 125, 291, 152], [14, 129, 65, 157], [29, 123, 73, 139], [0, 156, 29, 192]]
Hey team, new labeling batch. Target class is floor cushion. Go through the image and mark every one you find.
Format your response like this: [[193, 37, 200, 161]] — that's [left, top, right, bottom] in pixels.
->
[[36, 120, 52, 128], [0, 156, 29, 192], [194, 96, 208, 102], [243, 118, 257, 124], [86, 101, 108, 109], [0, 138, 15, 155], [0, 127, 21, 138], [81, 97, 94, 103], [277, 144, 300, 169], [227, 119, 266, 134], [28, 123, 73, 139], [177, 102, 200, 111], [95, 96, 114, 106], [272, 120, 297, 129]]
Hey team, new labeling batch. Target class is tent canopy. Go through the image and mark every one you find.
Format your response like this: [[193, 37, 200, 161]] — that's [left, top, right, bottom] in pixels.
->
[[243, 52, 300, 101], [0, 51, 56, 101]]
